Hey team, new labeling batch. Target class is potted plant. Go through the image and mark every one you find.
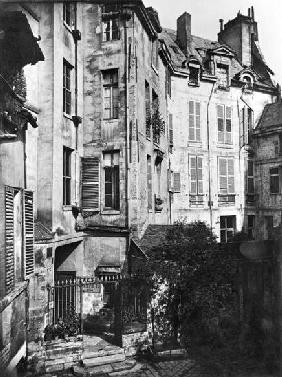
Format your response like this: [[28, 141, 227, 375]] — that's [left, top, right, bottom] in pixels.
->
[[155, 197, 164, 212]]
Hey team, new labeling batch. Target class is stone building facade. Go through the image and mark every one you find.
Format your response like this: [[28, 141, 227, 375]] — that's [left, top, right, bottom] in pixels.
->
[[0, 1, 279, 374]]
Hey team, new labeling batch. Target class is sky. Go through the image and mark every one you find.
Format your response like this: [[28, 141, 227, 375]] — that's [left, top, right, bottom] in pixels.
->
[[143, 0, 282, 86]]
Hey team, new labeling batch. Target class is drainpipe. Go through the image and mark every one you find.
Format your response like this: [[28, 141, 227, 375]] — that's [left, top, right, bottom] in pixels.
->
[[123, 13, 129, 230], [207, 83, 215, 231]]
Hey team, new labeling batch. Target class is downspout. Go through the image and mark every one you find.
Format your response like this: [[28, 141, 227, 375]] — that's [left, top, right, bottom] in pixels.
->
[[207, 82, 215, 230], [74, 2, 78, 205], [123, 13, 129, 230]]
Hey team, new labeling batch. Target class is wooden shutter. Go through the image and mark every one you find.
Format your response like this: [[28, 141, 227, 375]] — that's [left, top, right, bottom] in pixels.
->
[[197, 156, 203, 194], [189, 101, 195, 141], [147, 156, 152, 209], [227, 159, 235, 193], [239, 108, 244, 147], [5, 186, 15, 294], [81, 157, 100, 210], [173, 172, 181, 193], [169, 113, 173, 146], [24, 190, 34, 278], [243, 107, 249, 144], [190, 156, 197, 194], [195, 102, 201, 141], [217, 105, 224, 143], [219, 158, 227, 194], [225, 106, 232, 144]]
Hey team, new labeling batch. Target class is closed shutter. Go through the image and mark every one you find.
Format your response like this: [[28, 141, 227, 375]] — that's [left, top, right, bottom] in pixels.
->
[[227, 159, 235, 193], [219, 158, 227, 194], [190, 156, 197, 194], [24, 190, 34, 278], [81, 157, 100, 210], [5, 186, 15, 294], [217, 105, 224, 143], [173, 172, 181, 193], [169, 113, 173, 146], [225, 106, 232, 144], [197, 156, 203, 194]]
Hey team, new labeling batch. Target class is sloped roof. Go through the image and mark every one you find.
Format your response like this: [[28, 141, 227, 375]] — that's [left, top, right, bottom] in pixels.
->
[[34, 221, 53, 243], [133, 225, 173, 257], [257, 101, 282, 130]]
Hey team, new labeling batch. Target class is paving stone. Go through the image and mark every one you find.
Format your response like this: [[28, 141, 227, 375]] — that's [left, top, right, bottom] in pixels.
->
[[83, 353, 125, 367], [45, 363, 64, 373], [87, 363, 113, 375]]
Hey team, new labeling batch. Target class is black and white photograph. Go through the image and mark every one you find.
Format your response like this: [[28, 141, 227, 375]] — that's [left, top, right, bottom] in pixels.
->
[[0, 0, 281, 376]]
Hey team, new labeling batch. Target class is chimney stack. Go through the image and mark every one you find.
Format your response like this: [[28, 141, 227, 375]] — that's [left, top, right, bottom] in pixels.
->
[[176, 12, 192, 57], [251, 6, 255, 20], [219, 19, 224, 32]]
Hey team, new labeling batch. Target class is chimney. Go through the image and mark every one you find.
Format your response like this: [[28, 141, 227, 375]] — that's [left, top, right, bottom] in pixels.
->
[[176, 12, 192, 57], [251, 6, 255, 20], [219, 19, 224, 32]]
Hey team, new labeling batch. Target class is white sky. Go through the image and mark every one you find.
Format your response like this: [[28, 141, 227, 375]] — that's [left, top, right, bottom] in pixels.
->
[[144, 0, 282, 86]]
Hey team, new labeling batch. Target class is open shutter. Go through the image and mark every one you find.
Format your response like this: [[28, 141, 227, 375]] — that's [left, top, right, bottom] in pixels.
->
[[5, 186, 15, 294], [81, 157, 100, 211], [24, 190, 34, 278], [173, 172, 181, 193]]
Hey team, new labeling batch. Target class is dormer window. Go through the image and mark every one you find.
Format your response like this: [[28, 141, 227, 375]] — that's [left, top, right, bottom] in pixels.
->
[[189, 66, 200, 86], [216, 63, 229, 89], [242, 75, 253, 91]]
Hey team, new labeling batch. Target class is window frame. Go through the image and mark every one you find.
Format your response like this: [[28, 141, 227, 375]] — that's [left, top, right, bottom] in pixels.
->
[[218, 157, 235, 195], [216, 63, 229, 89], [217, 104, 232, 144], [247, 215, 255, 240], [63, 59, 72, 115], [63, 2, 72, 28], [189, 155, 203, 195], [188, 65, 200, 86], [188, 100, 201, 142], [63, 146, 72, 206], [220, 216, 236, 243], [103, 151, 120, 210], [102, 17, 120, 42], [102, 69, 119, 120], [270, 167, 280, 194]]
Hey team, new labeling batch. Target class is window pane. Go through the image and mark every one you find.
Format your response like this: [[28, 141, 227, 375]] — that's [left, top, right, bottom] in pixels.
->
[[189, 101, 194, 115], [226, 216, 234, 228], [226, 119, 232, 132], [219, 159, 227, 175], [218, 118, 224, 132]]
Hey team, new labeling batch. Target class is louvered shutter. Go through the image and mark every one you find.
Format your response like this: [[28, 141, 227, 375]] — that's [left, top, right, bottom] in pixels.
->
[[197, 156, 203, 194], [239, 108, 244, 147], [5, 186, 15, 294], [195, 102, 201, 141], [81, 157, 100, 210], [217, 105, 224, 143], [169, 113, 173, 146], [147, 156, 152, 209], [219, 158, 227, 194], [173, 172, 181, 193], [190, 156, 197, 194], [227, 159, 235, 193], [24, 190, 34, 278], [225, 106, 232, 144], [167, 169, 173, 192], [189, 101, 195, 141]]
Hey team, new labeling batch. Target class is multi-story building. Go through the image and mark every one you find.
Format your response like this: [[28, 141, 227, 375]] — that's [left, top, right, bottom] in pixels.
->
[[0, 4, 43, 374], [160, 8, 277, 242], [252, 100, 282, 240]]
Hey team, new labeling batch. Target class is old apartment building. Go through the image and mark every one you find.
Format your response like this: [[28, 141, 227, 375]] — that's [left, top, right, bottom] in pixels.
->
[[0, 1, 279, 375]]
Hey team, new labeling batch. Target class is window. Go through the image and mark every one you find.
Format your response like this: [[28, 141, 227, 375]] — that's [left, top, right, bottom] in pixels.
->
[[264, 216, 273, 240], [247, 215, 255, 240], [189, 156, 203, 195], [63, 60, 72, 115], [147, 155, 152, 210], [189, 101, 200, 142], [63, 2, 72, 27], [102, 18, 119, 41], [247, 161, 254, 194], [145, 81, 151, 138], [189, 66, 199, 86], [243, 75, 253, 91], [218, 158, 235, 199], [270, 167, 279, 194], [216, 64, 229, 88], [217, 104, 232, 144], [168, 113, 173, 149], [165, 67, 171, 98], [173, 172, 181, 193], [103, 70, 119, 119], [104, 151, 120, 210], [63, 147, 72, 205], [220, 216, 236, 243], [151, 39, 158, 70]]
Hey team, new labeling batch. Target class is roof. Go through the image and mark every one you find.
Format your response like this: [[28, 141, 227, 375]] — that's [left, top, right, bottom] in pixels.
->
[[133, 225, 173, 257], [257, 101, 282, 130], [34, 221, 53, 243]]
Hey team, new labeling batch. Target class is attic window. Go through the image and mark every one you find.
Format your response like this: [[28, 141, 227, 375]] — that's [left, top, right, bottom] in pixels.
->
[[216, 64, 229, 89], [189, 66, 199, 86], [242, 75, 253, 91]]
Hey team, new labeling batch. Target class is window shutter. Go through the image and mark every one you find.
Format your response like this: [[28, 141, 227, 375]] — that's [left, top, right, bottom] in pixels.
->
[[239, 108, 244, 147], [189, 101, 195, 141], [197, 156, 203, 194], [24, 190, 34, 278], [173, 172, 181, 193], [81, 157, 100, 211], [167, 169, 173, 191], [217, 105, 224, 143], [219, 158, 227, 194], [169, 113, 173, 146], [190, 156, 197, 194], [147, 156, 152, 209], [225, 106, 232, 144], [243, 107, 249, 144], [227, 159, 235, 193], [5, 186, 15, 294], [195, 102, 201, 141]]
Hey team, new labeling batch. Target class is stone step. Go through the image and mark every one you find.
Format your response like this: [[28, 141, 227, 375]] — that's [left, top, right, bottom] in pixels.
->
[[82, 347, 124, 360], [45, 345, 82, 358], [87, 359, 136, 376], [45, 340, 82, 350], [83, 352, 125, 368]]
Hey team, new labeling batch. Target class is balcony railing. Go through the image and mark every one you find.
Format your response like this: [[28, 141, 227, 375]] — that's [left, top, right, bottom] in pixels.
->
[[218, 194, 235, 206]]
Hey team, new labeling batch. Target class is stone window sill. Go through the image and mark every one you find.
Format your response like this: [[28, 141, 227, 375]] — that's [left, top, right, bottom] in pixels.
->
[[102, 209, 120, 215], [63, 205, 73, 211]]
